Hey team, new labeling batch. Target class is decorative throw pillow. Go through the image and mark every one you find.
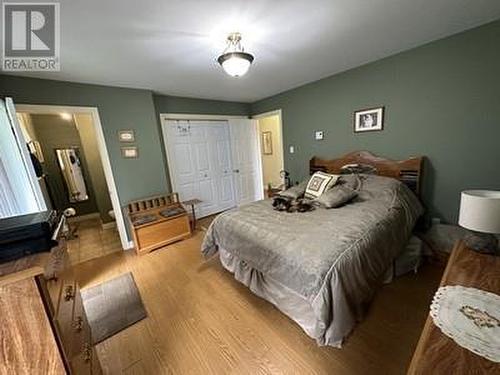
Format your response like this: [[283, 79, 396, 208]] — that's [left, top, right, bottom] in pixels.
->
[[278, 180, 308, 200], [316, 185, 358, 208], [304, 172, 339, 199]]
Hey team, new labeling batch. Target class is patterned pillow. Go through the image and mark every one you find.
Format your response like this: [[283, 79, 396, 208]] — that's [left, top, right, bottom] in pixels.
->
[[304, 172, 339, 199]]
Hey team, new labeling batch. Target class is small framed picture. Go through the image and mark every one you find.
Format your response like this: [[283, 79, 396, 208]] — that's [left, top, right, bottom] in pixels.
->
[[118, 130, 135, 142], [262, 131, 273, 155], [354, 107, 384, 133], [121, 146, 139, 159]]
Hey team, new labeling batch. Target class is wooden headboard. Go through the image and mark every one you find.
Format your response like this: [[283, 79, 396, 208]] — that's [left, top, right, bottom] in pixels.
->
[[309, 151, 424, 196]]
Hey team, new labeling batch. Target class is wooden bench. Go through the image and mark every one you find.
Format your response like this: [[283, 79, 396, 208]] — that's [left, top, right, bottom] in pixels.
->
[[127, 194, 192, 255]]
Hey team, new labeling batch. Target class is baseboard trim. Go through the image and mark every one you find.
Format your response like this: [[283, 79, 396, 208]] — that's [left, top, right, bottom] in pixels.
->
[[124, 241, 135, 250], [102, 221, 116, 230], [68, 212, 100, 223]]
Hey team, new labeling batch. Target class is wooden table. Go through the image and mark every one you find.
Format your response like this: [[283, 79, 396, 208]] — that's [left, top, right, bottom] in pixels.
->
[[407, 240, 500, 374], [182, 198, 202, 230]]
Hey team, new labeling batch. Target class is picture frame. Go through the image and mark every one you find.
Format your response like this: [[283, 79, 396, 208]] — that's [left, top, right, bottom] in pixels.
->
[[262, 131, 273, 155], [353, 107, 384, 133], [121, 146, 139, 159], [118, 130, 135, 142]]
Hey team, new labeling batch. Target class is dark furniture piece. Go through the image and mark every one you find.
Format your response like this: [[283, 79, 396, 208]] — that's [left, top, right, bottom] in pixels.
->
[[0, 210, 59, 263], [182, 198, 202, 231], [309, 150, 424, 197]]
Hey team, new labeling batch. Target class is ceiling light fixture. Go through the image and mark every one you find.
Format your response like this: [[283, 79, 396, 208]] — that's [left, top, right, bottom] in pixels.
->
[[217, 32, 254, 77]]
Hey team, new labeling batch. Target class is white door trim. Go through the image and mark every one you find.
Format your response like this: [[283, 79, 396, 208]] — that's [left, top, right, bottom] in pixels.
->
[[251, 109, 282, 119], [161, 113, 248, 121], [252, 109, 285, 187], [5, 98, 47, 212], [15, 104, 133, 250]]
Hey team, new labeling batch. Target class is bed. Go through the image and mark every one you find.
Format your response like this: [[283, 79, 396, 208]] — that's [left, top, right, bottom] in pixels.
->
[[201, 151, 424, 348]]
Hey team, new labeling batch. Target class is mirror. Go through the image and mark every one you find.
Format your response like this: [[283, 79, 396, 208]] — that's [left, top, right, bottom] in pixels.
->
[[55, 148, 89, 202]]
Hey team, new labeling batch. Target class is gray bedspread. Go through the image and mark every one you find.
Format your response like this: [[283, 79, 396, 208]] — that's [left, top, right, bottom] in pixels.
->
[[201, 175, 423, 347]]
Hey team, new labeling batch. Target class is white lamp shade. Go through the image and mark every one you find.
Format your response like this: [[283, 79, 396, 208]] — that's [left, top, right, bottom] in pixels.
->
[[221, 56, 251, 77], [458, 190, 500, 233]]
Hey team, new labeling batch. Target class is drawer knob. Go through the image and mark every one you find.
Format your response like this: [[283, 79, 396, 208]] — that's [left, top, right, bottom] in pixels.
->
[[64, 285, 75, 301], [73, 316, 83, 332], [83, 343, 92, 362]]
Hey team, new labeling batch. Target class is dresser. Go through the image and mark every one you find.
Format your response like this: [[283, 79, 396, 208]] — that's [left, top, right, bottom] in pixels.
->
[[407, 240, 500, 374], [0, 238, 102, 374]]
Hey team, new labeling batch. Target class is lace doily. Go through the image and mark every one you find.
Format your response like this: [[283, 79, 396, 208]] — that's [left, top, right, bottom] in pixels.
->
[[430, 285, 500, 362]]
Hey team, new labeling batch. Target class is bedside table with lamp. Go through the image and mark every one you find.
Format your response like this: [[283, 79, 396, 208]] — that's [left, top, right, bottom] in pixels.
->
[[408, 190, 500, 374], [458, 190, 500, 255]]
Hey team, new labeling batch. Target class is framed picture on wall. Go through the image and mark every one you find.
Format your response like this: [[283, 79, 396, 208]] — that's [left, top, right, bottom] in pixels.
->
[[353, 107, 384, 133], [262, 131, 273, 155]]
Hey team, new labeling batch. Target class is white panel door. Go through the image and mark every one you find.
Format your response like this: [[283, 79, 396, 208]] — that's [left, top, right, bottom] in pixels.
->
[[190, 123, 220, 217], [229, 119, 264, 205], [164, 120, 236, 218], [209, 124, 236, 212]]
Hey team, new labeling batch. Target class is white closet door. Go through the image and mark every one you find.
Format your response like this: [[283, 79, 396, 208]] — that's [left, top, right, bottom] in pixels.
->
[[229, 119, 264, 205], [164, 120, 236, 218], [209, 124, 236, 212]]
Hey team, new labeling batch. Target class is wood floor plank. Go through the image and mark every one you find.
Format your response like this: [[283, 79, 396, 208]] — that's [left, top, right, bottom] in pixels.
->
[[73, 230, 443, 374]]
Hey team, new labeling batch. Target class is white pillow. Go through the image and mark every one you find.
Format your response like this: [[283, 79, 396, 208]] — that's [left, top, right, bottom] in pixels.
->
[[304, 172, 340, 199]]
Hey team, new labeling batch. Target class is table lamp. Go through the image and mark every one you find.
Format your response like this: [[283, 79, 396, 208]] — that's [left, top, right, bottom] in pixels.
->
[[458, 190, 500, 255]]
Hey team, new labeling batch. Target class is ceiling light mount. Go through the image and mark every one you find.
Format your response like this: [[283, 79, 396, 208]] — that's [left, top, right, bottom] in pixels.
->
[[217, 32, 254, 77]]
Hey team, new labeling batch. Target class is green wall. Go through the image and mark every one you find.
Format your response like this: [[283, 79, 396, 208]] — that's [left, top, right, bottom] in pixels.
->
[[3, 19, 499, 226], [0, 75, 249, 241], [0, 75, 166, 207], [29, 114, 99, 216], [153, 94, 250, 116], [252, 20, 500, 224]]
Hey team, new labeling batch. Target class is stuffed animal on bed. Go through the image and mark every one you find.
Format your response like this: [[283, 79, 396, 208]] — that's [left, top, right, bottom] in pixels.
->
[[272, 196, 293, 211], [272, 196, 315, 213]]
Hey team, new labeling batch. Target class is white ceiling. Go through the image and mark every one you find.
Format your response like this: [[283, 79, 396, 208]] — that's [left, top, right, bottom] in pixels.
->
[[7, 0, 500, 102]]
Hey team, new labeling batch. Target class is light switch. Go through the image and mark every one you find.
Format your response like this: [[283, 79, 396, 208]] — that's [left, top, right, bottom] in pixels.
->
[[289, 145, 295, 154], [315, 131, 324, 140]]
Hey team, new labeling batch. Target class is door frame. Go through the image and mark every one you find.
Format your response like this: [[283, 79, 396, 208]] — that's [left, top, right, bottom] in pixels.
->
[[251, 109, 285, 189], [160, 113, 249, 208], [15, 104, 132, 250], [4, 98, 47, 212]]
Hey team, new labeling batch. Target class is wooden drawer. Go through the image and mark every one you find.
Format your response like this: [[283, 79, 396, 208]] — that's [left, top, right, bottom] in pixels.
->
[[37, 239, 70, 318], [70, 342, 93, 375], [56, 282, 92, 359], [92, 349, 103, 375], [135, 215, 191, 253], [38, 273, 63, 318], [70, 344, 101, 375]]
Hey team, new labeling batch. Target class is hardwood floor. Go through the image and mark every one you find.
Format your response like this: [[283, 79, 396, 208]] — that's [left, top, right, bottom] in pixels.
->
[[67, 219, 122, 265], [73, 229, 444, 375]]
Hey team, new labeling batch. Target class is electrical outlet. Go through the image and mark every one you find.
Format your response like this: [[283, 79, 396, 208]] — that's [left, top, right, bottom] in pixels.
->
[[315, 131, 324, 140]]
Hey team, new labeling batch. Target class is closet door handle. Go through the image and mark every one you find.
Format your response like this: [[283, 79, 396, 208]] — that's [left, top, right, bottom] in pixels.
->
[[233, 169, 240, 173]]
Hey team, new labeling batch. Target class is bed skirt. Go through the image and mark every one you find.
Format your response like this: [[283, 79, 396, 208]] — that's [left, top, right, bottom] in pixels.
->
[[219, 247, 352, 348]]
